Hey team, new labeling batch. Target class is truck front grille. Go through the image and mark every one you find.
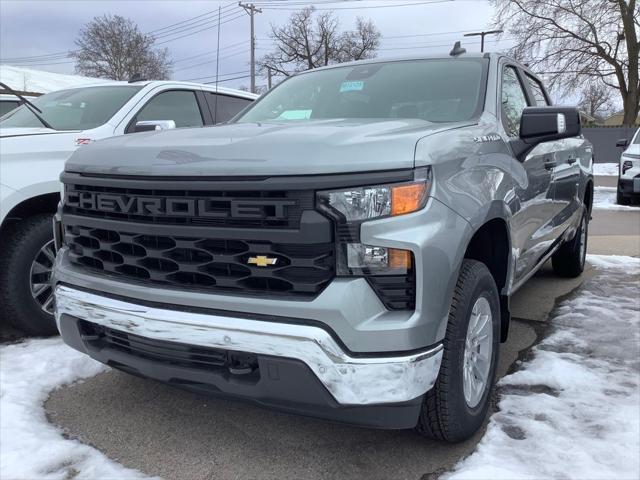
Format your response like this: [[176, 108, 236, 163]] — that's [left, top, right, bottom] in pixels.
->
[[65, 223, 334, 297], [64, 183, 313, 229]]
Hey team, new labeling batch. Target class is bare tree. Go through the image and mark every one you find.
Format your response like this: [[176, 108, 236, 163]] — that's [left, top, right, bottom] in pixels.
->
[[72, 15, 172, 80], [578, 80, 615, 120], [493, 0, 639, 125], [260, 7, 381, 77]]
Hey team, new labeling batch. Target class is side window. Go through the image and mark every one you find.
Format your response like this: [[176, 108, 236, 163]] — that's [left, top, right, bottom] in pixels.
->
[[0, 101, 20, 116], [208, 93, 253, 123], [501, 66, 530, 137], [525, 74, 550, 106], [133, 90, 203, 129]]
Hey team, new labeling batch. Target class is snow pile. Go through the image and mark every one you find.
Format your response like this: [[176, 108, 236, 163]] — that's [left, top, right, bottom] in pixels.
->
[[0, 338, 152, 479], [447, 254, 640, 480], [593, 186, 639, 211], [593, 163, 619, 176], [0, 65, 113, 94]]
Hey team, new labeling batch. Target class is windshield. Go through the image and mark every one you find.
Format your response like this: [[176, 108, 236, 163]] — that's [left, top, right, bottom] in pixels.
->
[[633, 129, 640, 145], [0, 85, 142, 131], [237, 58, 486, 124]]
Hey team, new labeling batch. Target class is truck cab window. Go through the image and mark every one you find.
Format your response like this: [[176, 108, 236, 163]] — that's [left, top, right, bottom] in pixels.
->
[[134, 90, 203, 129], [501, 66, 529, 136]]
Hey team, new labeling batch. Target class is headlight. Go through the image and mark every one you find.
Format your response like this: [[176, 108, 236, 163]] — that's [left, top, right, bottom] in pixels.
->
[[317, 167, 430, 278], [317, 167, 431, 222]]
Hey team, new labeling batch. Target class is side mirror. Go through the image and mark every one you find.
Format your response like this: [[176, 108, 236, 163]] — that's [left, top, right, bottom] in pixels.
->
[[134, 120, 176, 133], [616, 138, 628, 148], [520, 106, 581, 145]]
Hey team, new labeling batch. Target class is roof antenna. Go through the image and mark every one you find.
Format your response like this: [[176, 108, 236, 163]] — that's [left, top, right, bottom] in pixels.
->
[[449, 41, 466, 57]]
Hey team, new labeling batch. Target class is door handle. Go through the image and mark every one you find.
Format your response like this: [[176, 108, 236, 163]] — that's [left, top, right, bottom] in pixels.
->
[[544, 160, 557, 170], [567, 157, 577, 165]]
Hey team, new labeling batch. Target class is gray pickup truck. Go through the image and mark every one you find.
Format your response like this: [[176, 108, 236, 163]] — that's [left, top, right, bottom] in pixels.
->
[[52, 52, 593, 442]]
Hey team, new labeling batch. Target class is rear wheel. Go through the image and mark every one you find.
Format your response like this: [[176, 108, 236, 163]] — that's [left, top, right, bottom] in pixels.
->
[[552, 208, 588, 278], [416, 260, 500, 442], [0, 214, 58, 336]]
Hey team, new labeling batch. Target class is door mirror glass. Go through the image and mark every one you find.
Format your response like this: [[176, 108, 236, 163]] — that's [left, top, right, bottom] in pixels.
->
[[616, 138, 628, 148], [519, 106, 581, 144], [134, 120, 176, 133]]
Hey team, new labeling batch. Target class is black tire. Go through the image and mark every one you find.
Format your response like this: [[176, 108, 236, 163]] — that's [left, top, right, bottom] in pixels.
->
[[617, 188, 630, 206], [551, 208, 588, 278], [0, 214, 58, 336], [416, 259, 500, 442]]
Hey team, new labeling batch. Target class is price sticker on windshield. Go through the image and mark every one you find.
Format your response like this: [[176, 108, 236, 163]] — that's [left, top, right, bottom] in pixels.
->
[[340, 81, 364, 92]]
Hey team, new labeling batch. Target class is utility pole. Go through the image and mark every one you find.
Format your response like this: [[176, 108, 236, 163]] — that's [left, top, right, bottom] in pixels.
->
[[463, 29, 503, 52], [267, 66, 272, 90], [239, 2, 262, 94]]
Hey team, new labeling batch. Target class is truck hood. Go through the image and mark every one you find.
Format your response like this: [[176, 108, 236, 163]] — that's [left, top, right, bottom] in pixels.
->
[[66, 119, 471, 176], [0, 127, 81, 139]]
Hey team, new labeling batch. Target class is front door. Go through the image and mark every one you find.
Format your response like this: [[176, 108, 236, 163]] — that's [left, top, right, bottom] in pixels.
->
[[500, 65, 556, 283]]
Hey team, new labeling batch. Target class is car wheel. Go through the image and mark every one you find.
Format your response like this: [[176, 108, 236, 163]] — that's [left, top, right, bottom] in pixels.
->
[[616, 188, 630, 205], [416, 259, 500, 442], [0, 214, 58, 336], [551, 208, 588, 278]]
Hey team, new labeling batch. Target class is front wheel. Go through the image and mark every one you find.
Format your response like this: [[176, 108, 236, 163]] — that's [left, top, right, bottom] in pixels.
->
[[416, 259, 500, 442], [551, 208, 588, 278], [0, 214, 59, 336]]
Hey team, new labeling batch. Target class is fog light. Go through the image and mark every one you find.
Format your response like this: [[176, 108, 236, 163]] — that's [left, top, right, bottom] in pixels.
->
[[343, 243, 412, 275]]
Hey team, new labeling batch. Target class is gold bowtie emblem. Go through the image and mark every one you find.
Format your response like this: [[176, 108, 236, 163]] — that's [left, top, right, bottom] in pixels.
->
[[247, 256, 278, 267]]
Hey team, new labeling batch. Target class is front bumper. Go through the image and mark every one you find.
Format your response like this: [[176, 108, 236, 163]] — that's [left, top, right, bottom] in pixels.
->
[[619, 175, 640, 196], [55, 285, 442, 422]]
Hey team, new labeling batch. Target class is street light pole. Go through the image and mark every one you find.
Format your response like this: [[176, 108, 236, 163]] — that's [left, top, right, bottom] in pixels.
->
[[463, 29, 504, 52]]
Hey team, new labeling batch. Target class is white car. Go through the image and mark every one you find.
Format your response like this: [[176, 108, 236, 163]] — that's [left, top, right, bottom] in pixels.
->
[[0, 92, 37, 116], [616, 127, 640, 205], [0, 80, 257, 335]]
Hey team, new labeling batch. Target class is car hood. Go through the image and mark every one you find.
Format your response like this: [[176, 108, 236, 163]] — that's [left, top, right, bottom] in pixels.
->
[[66, 119, 471, 176], [0, 129, 86, 157], [623, 144, 640, 157]]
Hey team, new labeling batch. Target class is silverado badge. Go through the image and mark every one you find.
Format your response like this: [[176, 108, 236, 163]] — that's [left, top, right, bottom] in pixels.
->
[[247, 256, 278, 267]]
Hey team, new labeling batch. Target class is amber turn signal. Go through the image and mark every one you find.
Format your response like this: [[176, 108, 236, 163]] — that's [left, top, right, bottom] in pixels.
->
[[391, 182, 428, 216], [388, 248, 412, 269]]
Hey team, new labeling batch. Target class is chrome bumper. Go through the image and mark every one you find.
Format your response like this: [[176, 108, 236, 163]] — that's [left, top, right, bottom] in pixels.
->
[[54, 285, 443, 405]]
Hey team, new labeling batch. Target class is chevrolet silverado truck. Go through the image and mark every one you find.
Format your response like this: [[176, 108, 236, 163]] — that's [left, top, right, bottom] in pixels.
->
[[0, 80, 256, 335], [52, 52, 593, 442]]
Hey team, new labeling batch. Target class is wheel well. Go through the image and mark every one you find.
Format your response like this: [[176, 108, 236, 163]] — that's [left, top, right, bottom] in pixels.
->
[[464, 218, 511, 342], [1, 192, 59, 233], [584, 180, 594, 217]]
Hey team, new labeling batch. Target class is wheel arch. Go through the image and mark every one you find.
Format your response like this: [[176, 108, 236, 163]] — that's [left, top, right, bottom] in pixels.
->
[[1, 192, 60, 234], [462, 210, 513, 342]]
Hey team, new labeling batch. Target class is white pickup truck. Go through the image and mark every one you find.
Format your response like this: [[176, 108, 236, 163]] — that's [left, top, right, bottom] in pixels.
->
[[0, 80, 257, 335]]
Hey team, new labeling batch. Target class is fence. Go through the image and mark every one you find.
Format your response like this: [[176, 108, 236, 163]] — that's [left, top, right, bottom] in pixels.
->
[[582, 126, 638, 164]]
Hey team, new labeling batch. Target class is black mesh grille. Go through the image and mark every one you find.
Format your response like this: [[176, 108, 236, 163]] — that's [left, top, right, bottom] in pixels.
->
[[65, 223, 335, 297], [64, 183, 313, 229], [367, 275, 416, 310]]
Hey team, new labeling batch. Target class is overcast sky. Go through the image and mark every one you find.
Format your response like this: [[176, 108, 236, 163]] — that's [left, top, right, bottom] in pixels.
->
[[0, 0, 513, 89]]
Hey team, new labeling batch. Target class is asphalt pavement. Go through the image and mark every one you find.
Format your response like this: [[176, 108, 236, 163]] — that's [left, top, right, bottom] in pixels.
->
[[35, 176, 640, 480]]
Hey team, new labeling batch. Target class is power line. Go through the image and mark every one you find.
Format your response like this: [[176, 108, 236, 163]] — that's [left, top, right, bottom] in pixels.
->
[[173, 48, 250, 71], [181, 70, 251, 82], [152, 7, 243, 40], [257, 0, 452, 10], [146, 2, 237, 35], [155, 12, 245, 45]]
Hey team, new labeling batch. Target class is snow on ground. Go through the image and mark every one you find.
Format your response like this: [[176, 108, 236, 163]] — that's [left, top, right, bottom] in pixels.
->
[[0, 65, 113, 94], [593, 163, 619, 176], [0, 338, 153, 479], [593, 186, 639, 211], [446, 255, 640, 480]]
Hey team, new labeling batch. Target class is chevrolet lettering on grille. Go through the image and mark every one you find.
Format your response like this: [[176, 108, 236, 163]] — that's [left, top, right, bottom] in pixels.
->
[[65, 192, 297, 220]]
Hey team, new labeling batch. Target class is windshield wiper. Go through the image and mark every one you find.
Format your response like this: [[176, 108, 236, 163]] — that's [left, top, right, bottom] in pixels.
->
[[0, 81, 54, 129]]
